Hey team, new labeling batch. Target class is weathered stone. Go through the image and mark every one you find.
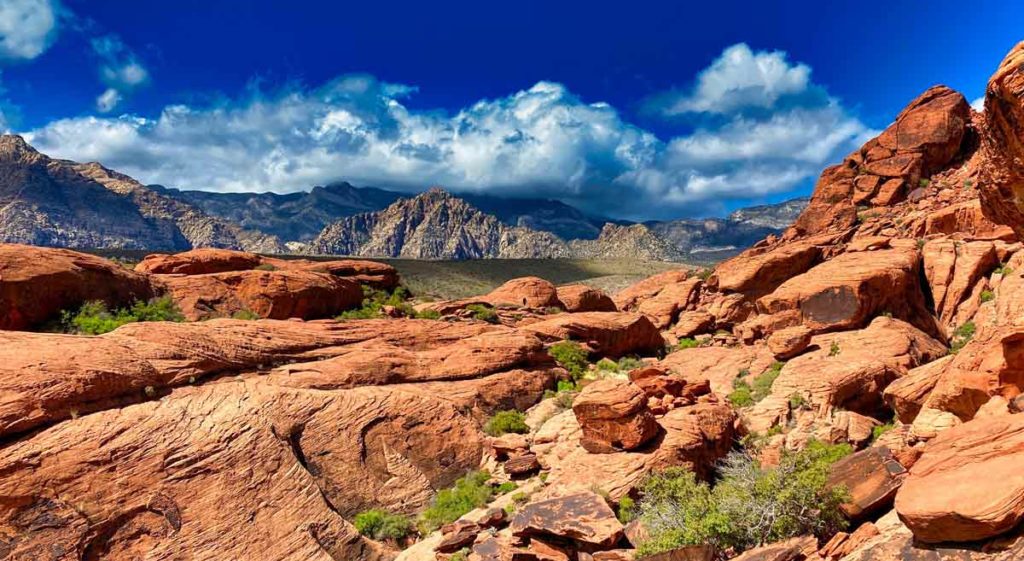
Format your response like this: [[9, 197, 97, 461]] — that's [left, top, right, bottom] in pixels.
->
[[509, 491, 623, 547], [557, 284, 617, 312], [572, 379, 660, 453], [828, 447, 907, 521]]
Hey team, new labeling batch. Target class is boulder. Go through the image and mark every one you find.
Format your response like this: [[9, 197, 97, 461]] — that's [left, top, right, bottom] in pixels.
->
[[827, 447, 908, 521], [671, 311, 716, 339], [157, 268, 364, 321], [895, 413, 1024, 543], [635, 278, 702, 329], [614, 270, 690, 311], [523, 312, 665, 358], [658, 345, 777, 397], [270, 258, 400, 290], [485, 277, 562, 308], [758, 244, 942, 339], [572, 379, 659, 453], [766, 325, 813, 360], [557, 284, 617, 313], [0, 243, 153, 330], [712, 235, 833, 298], [883, 356, 952, 423], [135, 248, 263, 275], [980, 41, 1024, 238], [922, 239, 999, 327], [628, 366, 710, 401], [509, 491, 624, 547], [642, 545, 715, 561], [729, 536, 818, 561], [505, 452, 541, 476]]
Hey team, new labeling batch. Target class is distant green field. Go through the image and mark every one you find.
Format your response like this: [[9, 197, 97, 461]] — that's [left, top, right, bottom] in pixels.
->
[[87, 249, 697, 301]]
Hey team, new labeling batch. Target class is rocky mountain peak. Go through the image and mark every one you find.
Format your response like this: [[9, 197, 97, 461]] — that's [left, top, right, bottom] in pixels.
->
[[0, 134, 43, 164]]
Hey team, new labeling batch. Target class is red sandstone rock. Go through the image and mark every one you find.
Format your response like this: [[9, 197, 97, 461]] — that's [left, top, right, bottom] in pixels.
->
[[523, 312, 664, 358], [509, 491, 624, 547], [485, 277, 562, 308], [572, 379, 659, 453], [828, 447, 908, 521], [135, 248, 263, 275], [614, 270, 690, 311], [766, 325, 813, 360], [157, 268, 364, 321], [980, 42, 1024, 238], [556, 284, 617, 312], [0, 243, 153, 330]]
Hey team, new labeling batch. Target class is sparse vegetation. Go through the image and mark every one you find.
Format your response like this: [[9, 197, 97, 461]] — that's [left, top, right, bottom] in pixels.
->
[[677, 337, 699, 350], [919, 178, 931, 188], [617, 356, 644, 372], [549, 340, 589, 380], [337, 286, 417, 319], [981, 290, 995, 303], [617, 496, 637, 524], [483, 410, 529, 437], [450, 549, 470, 561], [994, 263, 1013, 276], [232, 309, 261, 320], [950, 321, 976, 354], [872, 422, 895, 442], [353, 509, 412, 541], [466, 303, 499, 324], [496, 481, 518, 494], [61, 296, 185, 335], [789, 393, 807, 410], [254, 263, 278, 271], [829, 341, 841, 357], [635, 442, 852, 557], [416, 309, 442, 320], [727, 363, 782, 408], [417, 471, 494, 535], [696, 268, 715, 281]]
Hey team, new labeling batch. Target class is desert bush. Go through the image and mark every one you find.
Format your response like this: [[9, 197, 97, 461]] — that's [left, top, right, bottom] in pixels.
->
[[496, 481, 518, 494], [254, 263, 277, 271], [417, 471, 493, 534], [635, 441, 851, 557], [980, 290, 995, 303], [232, 309, 260, 320], [466, 303, 499, 324], [484, 410, 529, 437], [677, 337, 698, 350], [415, 309, 442, 320], [950, 321, 976, 354], [62, 296, 185, 335], [872, 422, 895, 441], [549, 340, 589, 379], [617, 496, 636, 523], [337, 286, 416, 319], [353, 509, 412, 541]]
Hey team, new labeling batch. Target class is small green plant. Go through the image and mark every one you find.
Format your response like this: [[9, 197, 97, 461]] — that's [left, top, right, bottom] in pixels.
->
[[872, 422, 895, 442], [950, 321, 976, 354], [483, 410, 529, 437], [254, 263, 278, 271], [353, 509, 412, 541], [728, 378, 754, 408], [549, 340, 589, 380], [964, 179, 973, 189], [994, 263, 1014, 276], [511, 492, 529, 504], [981, 290, 995, 303], [617, 356, 644, 372], [751, 362, 784, 402], [789, 393, 807, 410], [696, 268, 714, 281], [829, 341, 841, 357], [61, 296, 185, 335], [496, 481, 518, 494], [596, 357, 619, 372], [543, 306, 563, 315], [539, 472, 549, 483], [415, 309, 442, 320], [919, 178, 931, 188], [466, 303, 499, 324], [417, 471, 494, 534], [617, 496, 636, 524], [916, 239, 926, 250], [337, 286, 417, 319], [232, 309, 261, 320], [503, 504, 515, 516], [677, 337, 698, 350], [450, 549, 470, 561]]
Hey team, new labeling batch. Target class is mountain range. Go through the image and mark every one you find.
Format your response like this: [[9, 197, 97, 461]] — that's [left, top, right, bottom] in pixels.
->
[[0, 134, 808, 261]]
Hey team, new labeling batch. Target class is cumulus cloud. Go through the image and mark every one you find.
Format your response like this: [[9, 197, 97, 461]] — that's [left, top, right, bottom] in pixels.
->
[[0, 0, 60, 61], [91, 34, 148, 112], [971, 96, 985, 112], [24, 44, 871, 220]]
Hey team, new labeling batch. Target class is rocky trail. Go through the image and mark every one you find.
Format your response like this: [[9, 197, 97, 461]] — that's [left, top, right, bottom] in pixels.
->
[[3, 41, 1024, 561]]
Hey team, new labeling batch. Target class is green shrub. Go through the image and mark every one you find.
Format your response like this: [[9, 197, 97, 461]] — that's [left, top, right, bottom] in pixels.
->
[[994, 263, 1013, 276], [677, 337, 698, 350], [337, 286, 417, 319], [950, 321, 976, 354], [596, 357, 619, 372], [751, 362, 784, 403], [484, 410, 529, 437], [232, 309, 261, 320], [61, 296, 185, 335], [496, 481, 518, 494], [980, 290, 995, 303], [617, 496, 636, 524], [728, 379, 754, 408], [635, 442, 852, 556], [254, 263, 278, 271], [466, 303, 499, 324], [549, 340, 589, 380], [829, 341, 841, 357], [353, 509, 412, 541], [415, 309, 442, 320], [417, 471, 494, 534], [511, 492, 529, 504], [617, 356, 644, 372], [788, 393, 807, 410], [696, 268, 714, 281], [450, 549, 470, 561]]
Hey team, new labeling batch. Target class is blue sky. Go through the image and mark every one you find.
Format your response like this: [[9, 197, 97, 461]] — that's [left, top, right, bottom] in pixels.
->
[[0, 0, 1020, 220]]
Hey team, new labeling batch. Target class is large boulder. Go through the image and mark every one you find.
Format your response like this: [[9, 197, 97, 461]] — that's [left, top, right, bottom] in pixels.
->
[[572, 379, 659, 453], [614, 270, 690, 311], [509, 491, 624, 548], [827, 447, 908, 521], [157, 269, 364, 321], [980, 41, 1024, 238], [523, 312, 664, 357], [711, 235, 834, 298], [557, 284, 617, 312], [0, 244, 153, 330], [895, 413, 1024, 543], [635, 277, 702, 329], [757, 244, 942, 339], [922, 239, 999, 327], [135, 248, 263, 275], [484, 276, 562, 308]]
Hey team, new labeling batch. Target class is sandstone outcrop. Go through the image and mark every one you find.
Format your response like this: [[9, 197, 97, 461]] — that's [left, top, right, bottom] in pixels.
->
[[0, 243, 154, 330], [523, 312, 664, 357], [572, 379, 660, 453], [558, 284, 618, 313]]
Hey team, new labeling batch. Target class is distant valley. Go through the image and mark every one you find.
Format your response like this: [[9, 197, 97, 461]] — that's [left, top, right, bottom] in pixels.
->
[[0, 134, 807, 261]]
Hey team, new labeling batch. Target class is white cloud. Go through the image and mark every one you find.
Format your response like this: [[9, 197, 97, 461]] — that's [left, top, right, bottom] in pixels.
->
[[23, 44, 870, 220], [0, 0, 59, 61], [656, 43, 813, 116], [90, 34, 148, 112], [971, 96, 985, 112], [95, 87, 122, 113]]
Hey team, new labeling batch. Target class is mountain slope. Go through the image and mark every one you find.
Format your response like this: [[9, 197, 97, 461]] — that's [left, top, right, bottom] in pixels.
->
[[0, 135, 284, 252]]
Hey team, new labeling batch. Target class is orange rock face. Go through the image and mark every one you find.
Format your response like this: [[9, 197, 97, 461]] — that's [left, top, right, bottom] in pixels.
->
[[523, 312, 665, 357], [135, 247, 264, 274], [484, 276, 562, 308], [980, 42, 1024, 238], [557, 284, 617, 313], [572, 379, 660, 453], [0, 243, 154, 330], [157, 268, 364, 320]]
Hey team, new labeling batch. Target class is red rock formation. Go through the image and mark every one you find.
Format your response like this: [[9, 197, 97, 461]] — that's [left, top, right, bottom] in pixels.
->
[[484, 276, 562, 308], [980, 42, 1024, 238], [557, 284, 617, 313], [0, 243, 154, 330], [572, 379, 660, 453], [136, 247, 264, 274], [523, 312, 665, 357]]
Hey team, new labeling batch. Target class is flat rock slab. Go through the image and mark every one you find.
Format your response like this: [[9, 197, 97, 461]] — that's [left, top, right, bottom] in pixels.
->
[[510, 491, 623, 547]]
